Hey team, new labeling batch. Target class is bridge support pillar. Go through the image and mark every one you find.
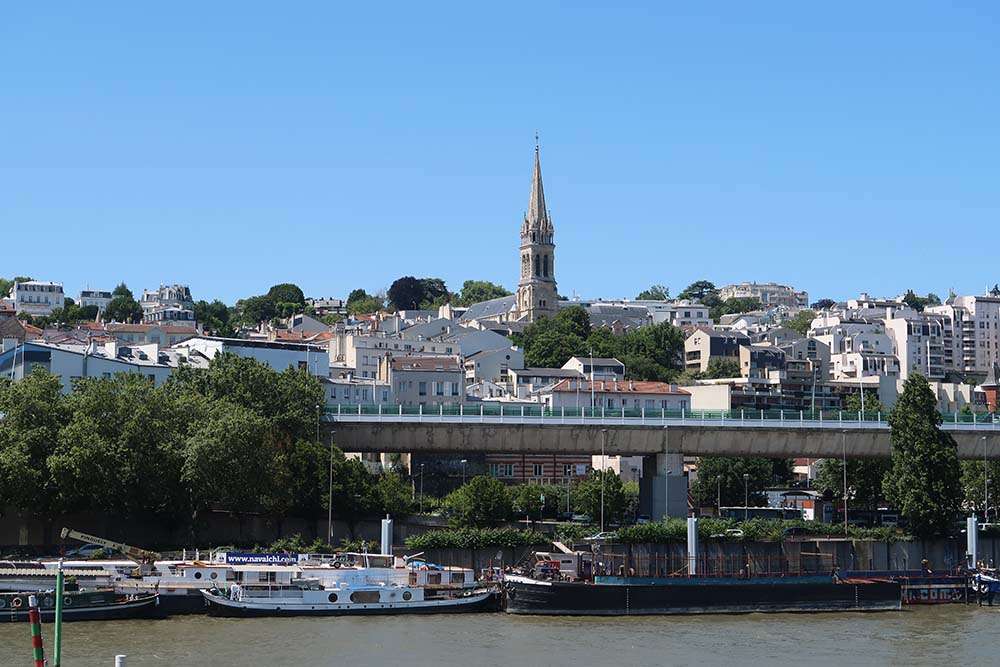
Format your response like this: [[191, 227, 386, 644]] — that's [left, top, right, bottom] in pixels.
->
[[640, 452, 686, 520]]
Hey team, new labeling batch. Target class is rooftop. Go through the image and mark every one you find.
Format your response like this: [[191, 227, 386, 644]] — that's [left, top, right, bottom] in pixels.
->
[[549, 379, 689, 395]]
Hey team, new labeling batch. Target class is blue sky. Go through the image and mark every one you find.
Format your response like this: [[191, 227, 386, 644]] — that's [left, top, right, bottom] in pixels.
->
[[3, 3, 999, 305]]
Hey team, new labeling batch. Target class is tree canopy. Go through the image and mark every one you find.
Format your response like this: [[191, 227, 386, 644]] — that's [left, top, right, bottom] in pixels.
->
[[785, 310, 815, 336], [442, 475, 513, 527], [636, 284, 669, 301], [455, 280, 511, 306], [690, 457, 791, 507], [883, 373, 962, 537], [387, 276, 450, 311]]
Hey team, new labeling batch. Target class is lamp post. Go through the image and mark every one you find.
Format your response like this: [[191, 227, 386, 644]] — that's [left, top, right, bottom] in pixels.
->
[[983, 436, 990, 523], [600, 428, 607, 533], [743, 473, 750, 522], [327, 425, 335, 546], [419, 463, 425, 514], [461, 459, 468, 485], [717, 477, 721, 513], [842, 429, 849, 535]]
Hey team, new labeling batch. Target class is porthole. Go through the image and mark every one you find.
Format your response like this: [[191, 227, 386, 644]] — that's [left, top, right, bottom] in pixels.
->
[[327, 593, 338, 603], [194, 571, 203, 580], [63, 597, 72, 606], [402, 591, 412, 601], [210, 572, 218, 580], [0, 598, 6, 608], [42, 596, 54, 608]]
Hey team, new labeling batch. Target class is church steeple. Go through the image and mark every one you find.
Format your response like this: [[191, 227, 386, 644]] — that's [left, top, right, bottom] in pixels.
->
[[515, 138, 558, 322]]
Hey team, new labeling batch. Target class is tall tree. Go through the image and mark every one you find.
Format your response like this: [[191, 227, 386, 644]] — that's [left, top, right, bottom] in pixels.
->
[[815, 458, 891, 510], [554, 306, 591, 340], [785, 310, 816, 336], [455, 280, 511, 306], [387, 276, 425, 311], [883, 373, 963, 537], [572, 469, 627, 524], [50, 374, 192, 520], [690, 457, 785, 508], [105, 293, 143, 323], [636, 284, 669, 301], [0, 368, 70, 518], [266, 283, 306, 308], [443, 475, 512, 527], [677, 280, 717, 302], [811, 298, 837, 310]]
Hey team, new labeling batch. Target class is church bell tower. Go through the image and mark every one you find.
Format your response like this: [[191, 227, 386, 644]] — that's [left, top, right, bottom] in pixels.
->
[[515, 140, 558, 322]]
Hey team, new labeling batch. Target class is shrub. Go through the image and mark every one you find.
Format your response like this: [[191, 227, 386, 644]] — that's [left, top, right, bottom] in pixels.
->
[[404, 528, 546, 550]]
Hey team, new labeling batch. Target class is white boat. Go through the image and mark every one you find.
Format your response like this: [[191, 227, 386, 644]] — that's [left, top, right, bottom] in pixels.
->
[[201, 552, 497, 617]]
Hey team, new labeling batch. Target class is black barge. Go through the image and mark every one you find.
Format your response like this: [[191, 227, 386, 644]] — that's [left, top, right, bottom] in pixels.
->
[[504, 574, 901, 615]]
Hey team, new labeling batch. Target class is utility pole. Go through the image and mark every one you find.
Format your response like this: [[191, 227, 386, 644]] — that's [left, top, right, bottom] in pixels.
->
[[419, 463, 425, 513], [743, 473, 749, 522], [842, 429, 849, 535], [327, 425, 335, 546], [600, 428, 607, 533]]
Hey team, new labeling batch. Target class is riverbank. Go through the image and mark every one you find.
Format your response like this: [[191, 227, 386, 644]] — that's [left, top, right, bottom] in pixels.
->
[[2, 606, 998, 666]]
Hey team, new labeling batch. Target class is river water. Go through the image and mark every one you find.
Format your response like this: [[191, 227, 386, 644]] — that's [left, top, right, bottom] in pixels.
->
[[1, 606, 997, 666]]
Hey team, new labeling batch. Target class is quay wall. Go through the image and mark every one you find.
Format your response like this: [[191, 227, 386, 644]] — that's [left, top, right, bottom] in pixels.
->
[[0, 507, 450, 553]]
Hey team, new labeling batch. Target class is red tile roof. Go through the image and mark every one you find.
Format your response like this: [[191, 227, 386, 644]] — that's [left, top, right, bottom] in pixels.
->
[[549, 379, 689, 395]]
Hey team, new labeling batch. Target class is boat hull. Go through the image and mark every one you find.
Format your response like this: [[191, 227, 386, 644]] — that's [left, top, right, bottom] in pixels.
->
[[202, 589, 498, 617], [0, 593, 166, 622], [504, 576, 901, 616]]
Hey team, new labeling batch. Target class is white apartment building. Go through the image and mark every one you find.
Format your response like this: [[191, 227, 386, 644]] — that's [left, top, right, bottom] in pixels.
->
[[78, 289, 113, 312], [718, 282, 808, 309], [9, 281, 65, 316], [0, 339, 185, 392], [379, 355, 465, 408], [927, 295, 1000, 377], [540, 379, 691, 412], [172, 336, 329, 377], [463, 347, 523, 384], [140, 284, 193, 314]]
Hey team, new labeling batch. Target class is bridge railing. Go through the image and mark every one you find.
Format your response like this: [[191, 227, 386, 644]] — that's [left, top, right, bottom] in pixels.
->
[[323, 403, 1000, 430]]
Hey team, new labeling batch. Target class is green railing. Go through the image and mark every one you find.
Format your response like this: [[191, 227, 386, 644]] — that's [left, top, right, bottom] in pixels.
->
[[324, 403, 1000, 425]]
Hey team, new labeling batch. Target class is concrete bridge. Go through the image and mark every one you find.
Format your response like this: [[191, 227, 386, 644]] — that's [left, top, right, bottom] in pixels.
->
[[324, 406, 1000, 519], [324, 407, 1000, 459]]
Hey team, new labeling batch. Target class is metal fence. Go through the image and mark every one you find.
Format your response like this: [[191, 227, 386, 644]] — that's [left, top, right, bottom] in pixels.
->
[[323, 403, 1000, 431]]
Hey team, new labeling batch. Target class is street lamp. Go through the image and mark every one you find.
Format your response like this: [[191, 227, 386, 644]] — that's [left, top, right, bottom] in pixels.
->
[[461, 459, 468, 485], [600, 429, 608, 533], [717, 477, 721, 513], [983, 436, 990, 523], [327, 424, 335, 546], [419, 463, 425, 514], [842, 429, 849, 535], [743, 473, 750, 522]]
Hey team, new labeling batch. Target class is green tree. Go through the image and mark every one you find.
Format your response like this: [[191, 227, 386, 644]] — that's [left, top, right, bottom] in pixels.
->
[[512, 484, 546, 520], [843, 392, 884, 415], [636, 284, 669, 301], [443, 475, 512, 527], [235, 294, 277, 325], [347, 296, 383, 315], [677, 280, 717, 303], [0, 368, 70, 517], [705, 358, 741, 379], [811, 298, 836, 310], [112, 282, 134, 299], [960, 460, 1000, 518], [181, 400, 272, 516], [266, 283, 306, 309], [50, 374, 192, 519], [328, 456, 380, 537], [193, 300, 234, 336], [572, 469, 627, 524], [785, 310, 816, 336], [418, 278, 450, 309], [690, 457, 783, 508], [883, 373, 963, 537], [376, 472, 415, 517], [711, 297, 762, 322], [554, 306, 591, 340], [814, 458, 891, 510], [455, 280, 511, 306], [387, 276, 424, 311], [104, 294, 143, 323]]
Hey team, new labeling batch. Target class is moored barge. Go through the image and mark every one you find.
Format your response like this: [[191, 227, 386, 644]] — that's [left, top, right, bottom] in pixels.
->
[[504, 573, 901, 615]]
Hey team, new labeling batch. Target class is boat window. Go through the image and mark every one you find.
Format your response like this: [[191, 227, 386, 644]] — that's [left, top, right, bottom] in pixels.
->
[[450, 573, 465, 584], [210, 572, 218, 580], [402, 591, 412, 601], [327, 593, 338, 603], [194, 571, 203, 579], [349, 591, 380, 604], [427, 573, 441, 585]]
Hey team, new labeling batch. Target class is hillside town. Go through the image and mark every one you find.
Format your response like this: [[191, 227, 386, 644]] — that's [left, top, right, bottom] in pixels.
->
[[3, 146, 999, 516]]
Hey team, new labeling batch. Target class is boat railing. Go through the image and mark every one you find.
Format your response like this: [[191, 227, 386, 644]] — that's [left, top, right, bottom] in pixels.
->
[[589, 552, 841, 580]]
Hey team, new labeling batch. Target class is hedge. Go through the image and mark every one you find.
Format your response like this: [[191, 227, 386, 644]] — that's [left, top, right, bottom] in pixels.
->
[[404, 528, 547, 550], [616, 518, 908, 544]]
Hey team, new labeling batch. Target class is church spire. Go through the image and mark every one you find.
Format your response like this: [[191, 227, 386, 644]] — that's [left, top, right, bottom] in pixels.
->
[[525, 137, 548, 230]]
